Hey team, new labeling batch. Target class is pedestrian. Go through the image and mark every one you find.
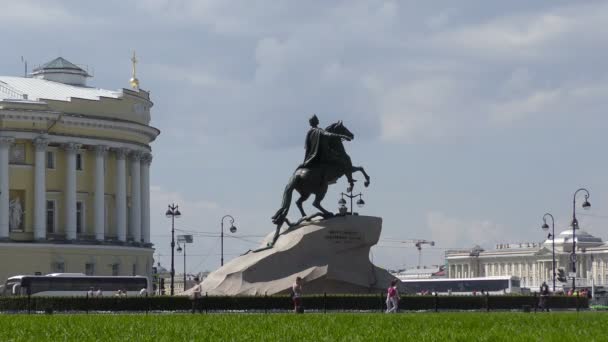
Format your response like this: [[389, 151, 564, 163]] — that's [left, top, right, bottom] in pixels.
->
[[292, 276, 304, 313], [87, 287, 94, 297], [95, 288, 103, 297], [539, 281, 550, 312], [385, 280, 400, 313], [191, 282, 202, 313], [139, 287, 148, 296]]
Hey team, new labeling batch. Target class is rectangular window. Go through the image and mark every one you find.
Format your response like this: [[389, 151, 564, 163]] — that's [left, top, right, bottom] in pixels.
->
[[46, 200, 55, 233], [85, 263, 95, 276], [76, 153, 83, 171], [46, 151, 55, 169], [112, 263, 120, 276], [76, 202, 84, 234]]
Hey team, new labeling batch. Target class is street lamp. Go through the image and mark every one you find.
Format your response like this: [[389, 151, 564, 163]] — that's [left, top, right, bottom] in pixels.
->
[[165, 203, 181, 296], [339, 191, 365, 215], [571, 188, 591, 292], [542, 213, 556, 292], [221, 215, 237, 267], [177, 234, 193, 292]]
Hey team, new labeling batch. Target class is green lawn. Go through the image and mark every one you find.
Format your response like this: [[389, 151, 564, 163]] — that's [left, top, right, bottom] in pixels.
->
[[0, 312, 605, 341]]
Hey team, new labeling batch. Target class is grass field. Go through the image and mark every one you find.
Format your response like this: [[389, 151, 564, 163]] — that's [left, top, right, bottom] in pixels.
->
[[0, 312, 605, 341]]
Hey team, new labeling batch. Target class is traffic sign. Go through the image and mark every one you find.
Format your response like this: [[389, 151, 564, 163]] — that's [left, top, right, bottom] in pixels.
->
[[568, 272, 577, 278], [570, 254, 577, 263]]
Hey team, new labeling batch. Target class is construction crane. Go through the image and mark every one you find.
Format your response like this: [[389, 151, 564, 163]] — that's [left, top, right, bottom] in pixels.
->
[[390, 239, 435, 268]]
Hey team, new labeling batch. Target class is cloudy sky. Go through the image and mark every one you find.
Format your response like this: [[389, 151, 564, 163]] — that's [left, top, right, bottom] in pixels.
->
[[2, 0, 608, 273]]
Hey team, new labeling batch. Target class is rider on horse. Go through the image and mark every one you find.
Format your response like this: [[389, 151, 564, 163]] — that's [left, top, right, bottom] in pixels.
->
[[300, 114, 355, 187]]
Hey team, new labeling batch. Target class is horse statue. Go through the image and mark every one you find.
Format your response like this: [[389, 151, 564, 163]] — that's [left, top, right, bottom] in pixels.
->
[[270, 119, 370, 246]]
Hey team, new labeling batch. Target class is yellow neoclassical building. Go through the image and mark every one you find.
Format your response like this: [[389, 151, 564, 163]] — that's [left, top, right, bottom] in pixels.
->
[[0, 57, 159, 283]]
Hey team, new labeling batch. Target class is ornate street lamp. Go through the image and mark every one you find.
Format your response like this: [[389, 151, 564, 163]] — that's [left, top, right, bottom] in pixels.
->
[[177, 234, 193, 292], [165, 204, 181, 296], [339, 192, 365, 215], [221, 215, 237, 267], [542, 213, 556, 292], [571, 188, 591, 292]]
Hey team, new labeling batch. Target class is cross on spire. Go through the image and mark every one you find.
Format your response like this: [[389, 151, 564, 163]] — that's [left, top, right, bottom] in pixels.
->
[[130, 51, 140, 89]]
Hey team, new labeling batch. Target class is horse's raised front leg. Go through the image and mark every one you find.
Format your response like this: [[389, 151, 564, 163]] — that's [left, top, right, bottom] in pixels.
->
[[352, 166, 370, 187]]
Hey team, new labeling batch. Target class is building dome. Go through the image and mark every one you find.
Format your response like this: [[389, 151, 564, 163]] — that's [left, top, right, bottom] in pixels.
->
[[546, 229, 604, 251], [30, 57, 91, 86]]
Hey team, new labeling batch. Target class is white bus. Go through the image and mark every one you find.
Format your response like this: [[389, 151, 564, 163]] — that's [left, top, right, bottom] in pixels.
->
[[2, 274, 148, 297], [399, 276, 521, 295]]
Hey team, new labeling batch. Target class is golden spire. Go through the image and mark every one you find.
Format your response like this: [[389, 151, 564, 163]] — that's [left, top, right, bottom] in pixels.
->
[[130, 51, 140, 90]]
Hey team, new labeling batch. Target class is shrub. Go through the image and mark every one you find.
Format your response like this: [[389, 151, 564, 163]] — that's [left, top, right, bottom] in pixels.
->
[[0, 294, 588, 313]]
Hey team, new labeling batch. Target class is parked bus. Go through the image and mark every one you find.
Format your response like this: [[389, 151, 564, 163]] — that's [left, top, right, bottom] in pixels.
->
[[2, 274, 148, 297], [399, 276, 521, 295]]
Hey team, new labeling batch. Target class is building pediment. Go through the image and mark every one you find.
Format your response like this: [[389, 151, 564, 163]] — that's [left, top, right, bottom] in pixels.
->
[[534, 247, 553, 256]]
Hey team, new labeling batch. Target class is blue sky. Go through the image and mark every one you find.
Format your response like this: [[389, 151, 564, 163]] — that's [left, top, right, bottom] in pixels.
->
[[1, 0, 608, 273]]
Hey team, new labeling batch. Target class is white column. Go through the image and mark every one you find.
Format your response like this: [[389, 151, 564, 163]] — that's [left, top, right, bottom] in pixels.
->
[[140, 153, 152, 244], [115, 148, 128, 242], [94, 145, 108, 241], [129, 151, 142, 243], [0, 137, 14, 239], [64, 143, 81, 240], [33, 137, 49, 240]]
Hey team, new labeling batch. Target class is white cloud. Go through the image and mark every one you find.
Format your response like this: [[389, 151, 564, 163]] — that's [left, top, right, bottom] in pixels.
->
[[489, 88, 562, 124], [0, 0, 75, 26], [426, 211, 507, 249]]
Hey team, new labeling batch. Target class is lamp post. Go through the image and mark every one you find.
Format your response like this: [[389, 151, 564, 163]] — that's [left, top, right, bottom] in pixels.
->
[[165, 204, 181, 296], [220, 215, 237, 267], [177, 234, 193, 292], [338, 191, 365, 215], [542, 213, 556, 292], [571, 188, 591, 292]]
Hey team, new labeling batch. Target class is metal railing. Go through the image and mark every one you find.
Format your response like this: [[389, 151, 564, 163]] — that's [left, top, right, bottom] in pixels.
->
[[0, 82, 26, 100]]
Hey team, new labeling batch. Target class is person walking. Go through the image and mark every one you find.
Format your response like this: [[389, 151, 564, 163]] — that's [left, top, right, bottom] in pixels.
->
[[386, 280, 400, 313], [191, 281, 203, 313], [539, 281, 550, 312], [292, 277, 304, 313]]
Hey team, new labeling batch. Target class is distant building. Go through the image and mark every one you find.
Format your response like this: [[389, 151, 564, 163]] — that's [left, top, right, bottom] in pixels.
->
[[153, 263, 208, 295], [393, 265, 445, 280], [0, 56, 159, 282], [445, 228, 608, 289]]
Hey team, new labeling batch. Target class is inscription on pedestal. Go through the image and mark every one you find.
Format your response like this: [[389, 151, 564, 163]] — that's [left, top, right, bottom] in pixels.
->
[[325, 230, 362, 243]]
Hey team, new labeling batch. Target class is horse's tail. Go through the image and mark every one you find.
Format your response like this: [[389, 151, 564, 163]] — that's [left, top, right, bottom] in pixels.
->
[[271, 172, 299, 225]]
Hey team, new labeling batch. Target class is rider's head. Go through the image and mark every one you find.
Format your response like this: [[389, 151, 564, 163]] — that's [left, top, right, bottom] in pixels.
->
[[309, 114, 319, 127]]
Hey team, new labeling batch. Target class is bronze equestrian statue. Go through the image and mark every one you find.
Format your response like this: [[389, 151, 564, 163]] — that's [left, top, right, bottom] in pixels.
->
[[270, 115, 370, 246]]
